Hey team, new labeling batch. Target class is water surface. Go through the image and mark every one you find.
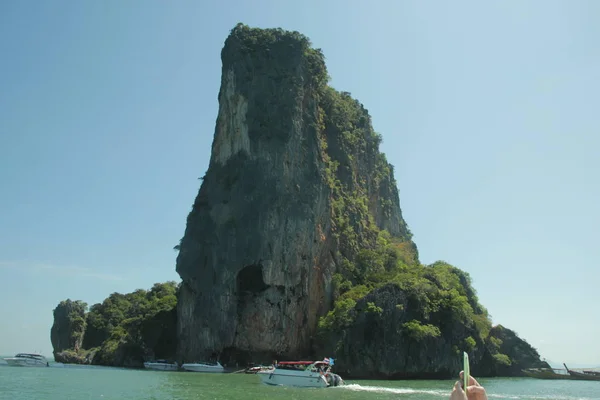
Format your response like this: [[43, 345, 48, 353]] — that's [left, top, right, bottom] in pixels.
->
[[0, 360, 598, 400]]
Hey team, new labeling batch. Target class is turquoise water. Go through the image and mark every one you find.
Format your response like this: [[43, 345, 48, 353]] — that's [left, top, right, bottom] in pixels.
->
[[0, 360, 598, 400]]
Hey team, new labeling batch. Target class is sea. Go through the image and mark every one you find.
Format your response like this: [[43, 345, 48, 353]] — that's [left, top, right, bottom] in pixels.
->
[[0, 358, 598, 400]]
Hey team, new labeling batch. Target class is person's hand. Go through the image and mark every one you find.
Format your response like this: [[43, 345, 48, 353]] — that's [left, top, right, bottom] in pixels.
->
[[449, 371, 488, 400]]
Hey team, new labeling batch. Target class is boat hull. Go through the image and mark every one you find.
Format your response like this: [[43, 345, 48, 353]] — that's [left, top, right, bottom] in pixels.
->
[[143, 362, 178, 371], [4, 358, 48, 367], [563, 363, 600, 381], [522, 369, 573, 380], [567, 370, 600, 381], [257, 369, 329, 388], [181, 363, 224, 373]]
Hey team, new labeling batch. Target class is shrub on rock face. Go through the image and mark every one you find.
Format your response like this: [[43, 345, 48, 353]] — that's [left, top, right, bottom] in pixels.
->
[[316, 253, 494, 378], [475, 325, 550, 377]]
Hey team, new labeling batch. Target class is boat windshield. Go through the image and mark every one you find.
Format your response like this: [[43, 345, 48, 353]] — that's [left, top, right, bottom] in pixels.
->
[[275, 361, 330, 372], [15, 353, 44, 359], [276, 361, 311, 370]]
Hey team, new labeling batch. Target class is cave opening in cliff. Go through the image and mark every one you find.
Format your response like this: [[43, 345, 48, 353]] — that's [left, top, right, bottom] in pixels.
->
[[237, 263, 268, 294]]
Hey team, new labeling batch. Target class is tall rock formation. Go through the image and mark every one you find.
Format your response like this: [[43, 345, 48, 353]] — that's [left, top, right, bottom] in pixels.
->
[[51, 300, 87, 356], [174, 23, 548, 378], [175, 23, 415, 364]]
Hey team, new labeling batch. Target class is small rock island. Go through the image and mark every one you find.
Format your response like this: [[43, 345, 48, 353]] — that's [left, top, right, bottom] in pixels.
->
[[51, 23, 549, 379]]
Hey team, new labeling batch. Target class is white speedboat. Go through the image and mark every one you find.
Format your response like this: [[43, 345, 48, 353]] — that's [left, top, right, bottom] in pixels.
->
[[257, 358, 344, 388], [3, 353, 49, 367], [181, 361, 225, 373], [143, 359, 179, 371], [245, 365, 273, 374]]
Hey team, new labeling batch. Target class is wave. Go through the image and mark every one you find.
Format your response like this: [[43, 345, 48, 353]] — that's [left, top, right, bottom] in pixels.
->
[[488, 396, 598, 400], [336, 383, 596, 400], [336, 383, 448, 396]]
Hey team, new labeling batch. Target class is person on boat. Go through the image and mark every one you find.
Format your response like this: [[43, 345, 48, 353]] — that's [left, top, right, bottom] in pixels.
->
[[449, 371, 488, 400]]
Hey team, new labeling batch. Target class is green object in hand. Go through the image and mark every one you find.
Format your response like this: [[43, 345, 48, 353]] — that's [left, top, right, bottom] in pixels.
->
[[463, 351, 470, 396]]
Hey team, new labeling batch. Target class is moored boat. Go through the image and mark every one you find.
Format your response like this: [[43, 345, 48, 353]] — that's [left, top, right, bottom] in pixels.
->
[[522, 368, 573, 380], [143, 359, 179, 371], [3, 353, 49, 367], [181, 361, 225, 373], [564, 364, 600, 381], [245, 365, 272, 374], [257, 358, 344, 388]]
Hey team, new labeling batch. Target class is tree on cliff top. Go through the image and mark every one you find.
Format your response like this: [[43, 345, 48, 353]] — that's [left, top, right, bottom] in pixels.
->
[[84, 281, 178, 349]]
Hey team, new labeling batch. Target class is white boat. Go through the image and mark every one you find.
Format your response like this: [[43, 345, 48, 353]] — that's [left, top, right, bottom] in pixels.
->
[[257, 358, 344, 388], [245, 365, 273, 374], [143, 359, 179, 371], [181, 361, 225, 373], [3, 353, 49, 367]]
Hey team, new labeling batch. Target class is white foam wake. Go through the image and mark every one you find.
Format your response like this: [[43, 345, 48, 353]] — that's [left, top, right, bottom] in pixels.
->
[[336, 383, 596, 400], [335, 383, 448, 396]]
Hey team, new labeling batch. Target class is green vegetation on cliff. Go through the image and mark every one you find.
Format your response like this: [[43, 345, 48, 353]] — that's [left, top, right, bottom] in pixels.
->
[[288, 32, 494, 365], [311, 65, 544, 376], [477, 325, 549, 377], [52, 282, 178, 367]]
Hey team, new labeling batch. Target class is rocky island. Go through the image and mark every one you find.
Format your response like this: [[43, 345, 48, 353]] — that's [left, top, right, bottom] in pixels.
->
[[51, 23, 549, 378], [51, 283, 178, 367]]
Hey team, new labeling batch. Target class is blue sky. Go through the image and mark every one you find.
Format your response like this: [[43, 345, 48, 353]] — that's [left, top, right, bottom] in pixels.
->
[[0, 0, 598, 365]]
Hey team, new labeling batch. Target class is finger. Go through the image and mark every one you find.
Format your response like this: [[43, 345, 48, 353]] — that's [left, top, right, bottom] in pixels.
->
[[459, 371, 481, 387], [451, 381, 467, 400], [453, 380, 463, 392], [459, 371, 480, 387], [469, 376, 481, 387], [467, 385, 487, 397]]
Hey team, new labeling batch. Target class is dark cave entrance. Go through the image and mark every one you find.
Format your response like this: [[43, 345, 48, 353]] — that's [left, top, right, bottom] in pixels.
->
[[236, 263, 269, 322], [237, 263, 268, 294]]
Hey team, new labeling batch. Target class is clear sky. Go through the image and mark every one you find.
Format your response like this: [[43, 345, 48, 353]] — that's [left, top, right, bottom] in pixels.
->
[[1, 0, 598, 365]]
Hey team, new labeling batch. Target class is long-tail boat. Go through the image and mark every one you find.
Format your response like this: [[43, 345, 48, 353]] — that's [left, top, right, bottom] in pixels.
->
[[522, 367, 573, 380], [563, 363, 600, 381]]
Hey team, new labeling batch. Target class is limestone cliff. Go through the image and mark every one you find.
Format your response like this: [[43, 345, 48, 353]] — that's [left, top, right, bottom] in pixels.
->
[[175, 23, 548, 378], [476, 325, 551, 377], [175, 23, 415, 364], [51, 299, 87, 358]]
